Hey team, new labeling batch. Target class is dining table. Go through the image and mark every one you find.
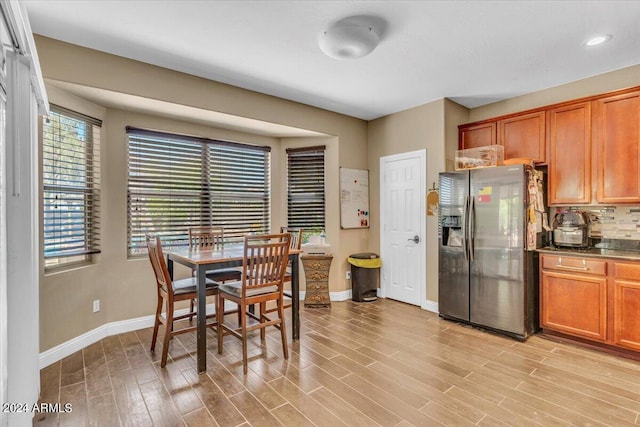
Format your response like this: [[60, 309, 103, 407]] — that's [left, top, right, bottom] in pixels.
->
[[166, 244, 302, 373]]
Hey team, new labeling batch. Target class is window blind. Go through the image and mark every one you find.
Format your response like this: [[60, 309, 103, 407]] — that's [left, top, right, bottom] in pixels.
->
[[126, 127, 271, 256], [42, 106, 101, 264], [286, 145, 325, 233]]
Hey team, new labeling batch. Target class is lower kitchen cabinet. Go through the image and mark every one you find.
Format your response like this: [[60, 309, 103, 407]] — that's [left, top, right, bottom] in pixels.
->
[[540, 254, 640, 354], [613, 262, 640, 351], [540, 256, 608, 341]]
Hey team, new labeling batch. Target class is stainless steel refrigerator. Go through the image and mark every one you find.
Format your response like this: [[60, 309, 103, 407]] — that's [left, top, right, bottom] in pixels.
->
[[438, 164, 539, 339]]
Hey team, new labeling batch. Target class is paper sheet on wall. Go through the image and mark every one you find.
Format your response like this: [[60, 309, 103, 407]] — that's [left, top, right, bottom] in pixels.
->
[[340, 167, 370, 228]]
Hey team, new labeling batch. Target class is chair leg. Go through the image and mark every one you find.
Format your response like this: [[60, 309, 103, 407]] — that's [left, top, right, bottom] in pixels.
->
[[217, 294, 224, 355], [161, 300, 173, 368], [260, 302, 266, 342], [278, 298, 289, 360], [189, 298, 195, 322], [150, 297, 162, 352], [240, 303, 248, 375]]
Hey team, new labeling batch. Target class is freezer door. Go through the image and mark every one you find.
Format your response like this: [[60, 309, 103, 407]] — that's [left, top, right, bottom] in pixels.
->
[[438, 171, 470, 321], [469, 165, 527, 335]]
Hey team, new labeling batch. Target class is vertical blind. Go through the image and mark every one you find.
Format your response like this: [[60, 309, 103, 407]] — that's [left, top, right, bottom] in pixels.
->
[[126, 127, 271, 255], [286, 145, 325, 233], [42, 106, 101, 262]]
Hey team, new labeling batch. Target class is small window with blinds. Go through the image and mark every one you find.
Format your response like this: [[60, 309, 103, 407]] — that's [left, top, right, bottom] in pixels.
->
[[126, 127, 271, 256], [286, 146, 325, 239], [42, 106, 101, 269]]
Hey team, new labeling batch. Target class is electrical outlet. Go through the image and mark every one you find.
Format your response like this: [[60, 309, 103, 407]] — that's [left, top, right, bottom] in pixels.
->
[[346, 271, 351, 280], [93, 299, 100, 313]]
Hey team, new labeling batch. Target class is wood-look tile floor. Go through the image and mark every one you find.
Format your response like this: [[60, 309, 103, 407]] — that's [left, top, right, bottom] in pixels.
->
[[34, 299, 640, 426]]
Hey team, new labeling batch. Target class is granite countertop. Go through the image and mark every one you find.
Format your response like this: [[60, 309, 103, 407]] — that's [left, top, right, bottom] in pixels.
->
[[537, 246, 640, 262]]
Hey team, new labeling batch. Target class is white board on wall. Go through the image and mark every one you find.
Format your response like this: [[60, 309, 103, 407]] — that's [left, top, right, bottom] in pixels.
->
[[340, 167, 370, 229]]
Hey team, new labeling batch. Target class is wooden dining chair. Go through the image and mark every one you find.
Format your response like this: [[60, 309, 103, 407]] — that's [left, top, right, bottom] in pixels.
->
[[188, 226, 242, 320], [280, 226, 302, 281], [216, 233, 291, 374], [146, 234, 218, 368], [270, 227, 302, 311], [188, 226, 223, 249]]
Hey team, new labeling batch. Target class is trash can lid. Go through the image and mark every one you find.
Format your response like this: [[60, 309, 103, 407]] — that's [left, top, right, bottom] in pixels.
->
[[349, 252, 379, 259], [348, 256, 382, 268]]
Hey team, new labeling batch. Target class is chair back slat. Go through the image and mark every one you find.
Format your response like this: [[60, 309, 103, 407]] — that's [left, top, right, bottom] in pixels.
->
[[242, 233, 290, 296], [189, 226, 225, 250], [146, 234, 172, 296], [280, 227, 303, 250]]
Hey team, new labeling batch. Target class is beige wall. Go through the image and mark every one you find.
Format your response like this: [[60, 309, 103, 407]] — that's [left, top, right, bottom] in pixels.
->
[[36, 36, 368, 352], [444, 99, 470, 171], [368, 99, 447, 304], [469, 65, 640, 122], [366, 99, 468, 305], [278, 136, 341, 293]]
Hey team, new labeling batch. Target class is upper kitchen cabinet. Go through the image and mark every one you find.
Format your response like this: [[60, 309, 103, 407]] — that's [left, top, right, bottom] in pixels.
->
[[498, 111, 546, 163], [458, 111, 546, 162], [457, 85, 640, 205], [594, 90, 640, 204], [547, 102, 591, 205], [459, 122, 496, 149]]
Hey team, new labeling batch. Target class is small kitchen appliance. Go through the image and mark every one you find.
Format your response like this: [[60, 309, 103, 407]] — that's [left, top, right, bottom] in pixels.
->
[[552, 211, 589, 248]]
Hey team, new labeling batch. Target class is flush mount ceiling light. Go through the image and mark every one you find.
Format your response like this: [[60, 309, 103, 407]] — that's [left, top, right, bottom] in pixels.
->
[[584, 34, 612, 47], [319, 23, 379, 60]]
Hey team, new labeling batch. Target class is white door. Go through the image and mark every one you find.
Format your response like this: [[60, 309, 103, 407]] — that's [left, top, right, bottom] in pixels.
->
[[380, 150, 426, 306]]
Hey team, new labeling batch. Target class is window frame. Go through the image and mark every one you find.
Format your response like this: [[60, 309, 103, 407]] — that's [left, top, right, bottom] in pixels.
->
[[286, 145, 326, 241], [41, 105, 102, 271], [126, 127, 271, 257]]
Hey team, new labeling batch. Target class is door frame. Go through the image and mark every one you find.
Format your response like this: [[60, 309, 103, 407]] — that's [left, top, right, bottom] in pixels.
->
[[379, 149, 426, 307]]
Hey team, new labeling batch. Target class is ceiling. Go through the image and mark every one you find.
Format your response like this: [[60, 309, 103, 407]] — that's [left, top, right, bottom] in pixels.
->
[[24, 1, 640, 121]]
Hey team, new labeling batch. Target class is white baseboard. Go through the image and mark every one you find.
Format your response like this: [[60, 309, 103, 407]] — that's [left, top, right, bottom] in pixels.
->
[[300, 289, 352, 302], [39, 315, 153, 369], [330, 289, 352, 301], [39, 291, 362, 369], [422, 299, 439, 313], [39, 303, 221, 369]]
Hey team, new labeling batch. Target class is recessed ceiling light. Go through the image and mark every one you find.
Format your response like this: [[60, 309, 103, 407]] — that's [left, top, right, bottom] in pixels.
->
[[584, 34, 612, 47]]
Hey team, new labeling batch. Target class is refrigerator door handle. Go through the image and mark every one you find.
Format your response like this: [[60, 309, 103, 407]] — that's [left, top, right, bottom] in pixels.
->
[[462, 195, 469, 262], [468, 195, 476, 262]]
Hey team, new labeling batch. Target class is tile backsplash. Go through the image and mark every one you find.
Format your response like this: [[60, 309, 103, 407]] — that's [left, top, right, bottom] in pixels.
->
[[584, 206, 640, 240], [551, 205, 640, 251]]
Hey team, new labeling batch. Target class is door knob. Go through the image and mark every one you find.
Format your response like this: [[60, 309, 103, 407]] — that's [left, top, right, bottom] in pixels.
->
[[408, 235, 420, 244]]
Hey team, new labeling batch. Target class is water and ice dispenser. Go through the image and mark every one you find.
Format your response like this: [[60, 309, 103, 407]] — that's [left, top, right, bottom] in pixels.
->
[[441, 215, 463, 248]]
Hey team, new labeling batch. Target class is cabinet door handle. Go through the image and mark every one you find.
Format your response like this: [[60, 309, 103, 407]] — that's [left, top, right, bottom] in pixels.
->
[[555, 257, 589, 271], [554, 264, 589, 271]]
